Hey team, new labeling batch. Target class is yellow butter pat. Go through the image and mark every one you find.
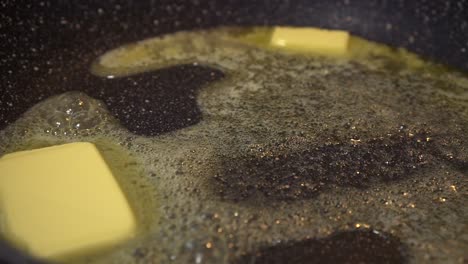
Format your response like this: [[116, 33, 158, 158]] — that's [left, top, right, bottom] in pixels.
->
[[0, 142, 136, 260], [270, 27, 350, 55]]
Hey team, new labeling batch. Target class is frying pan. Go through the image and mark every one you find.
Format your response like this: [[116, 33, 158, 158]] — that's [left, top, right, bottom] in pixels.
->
[[0, 0, 467, 263]]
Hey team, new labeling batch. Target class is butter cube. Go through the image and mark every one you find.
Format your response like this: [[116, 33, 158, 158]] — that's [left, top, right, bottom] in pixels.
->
[[0, 142, 136, 260], [270, 27, 350, 55]]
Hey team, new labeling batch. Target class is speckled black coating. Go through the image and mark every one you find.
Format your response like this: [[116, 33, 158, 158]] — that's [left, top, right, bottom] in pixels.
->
[[0, 0, 467, 262], [215, 129, 434, 202], [235, 230, 407, 264], [1, 0, 468, 135]]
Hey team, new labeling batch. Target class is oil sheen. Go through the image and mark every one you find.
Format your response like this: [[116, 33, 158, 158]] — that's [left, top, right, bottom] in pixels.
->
[[0, 27, 467, 263]]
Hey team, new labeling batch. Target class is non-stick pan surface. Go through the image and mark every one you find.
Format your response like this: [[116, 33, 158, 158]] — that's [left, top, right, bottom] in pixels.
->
[[1, 0, 467, 263]]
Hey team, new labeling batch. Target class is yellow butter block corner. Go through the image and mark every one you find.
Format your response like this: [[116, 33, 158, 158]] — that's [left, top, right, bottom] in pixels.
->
[[0, 142, 137, 260], [270, 27, 350, 55]]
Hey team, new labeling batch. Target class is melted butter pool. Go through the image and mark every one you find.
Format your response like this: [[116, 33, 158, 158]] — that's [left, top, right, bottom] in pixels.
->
[[1, 27, 467, 263]]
